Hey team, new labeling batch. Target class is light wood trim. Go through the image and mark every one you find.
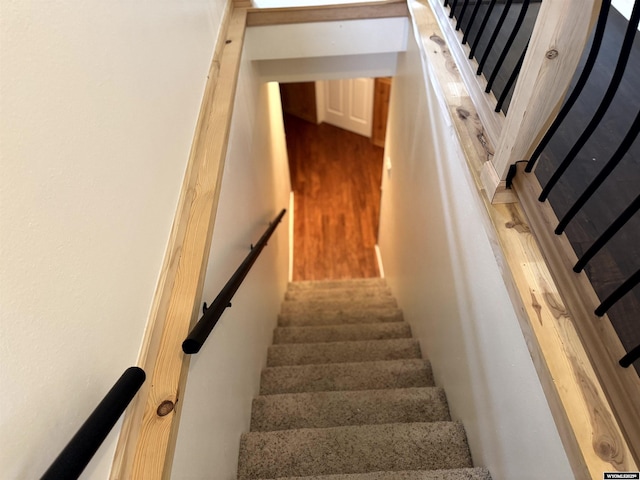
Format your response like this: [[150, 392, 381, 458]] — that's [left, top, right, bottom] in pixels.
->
[[406, 2, 492, 182], [480, 161, 517, 204], [514, 167, 640, 467], [489, 199, 638, 478], [246, 0, 409, 27], [425, 0, 504, 151], [109, 5, 247, 479], [371, 77, 392, 148], [491, 0, 601, 181], [407, 0, 639, 475]]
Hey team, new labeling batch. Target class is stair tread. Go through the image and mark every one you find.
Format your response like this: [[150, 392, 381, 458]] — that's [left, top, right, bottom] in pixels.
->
[[273, 323, 412, 344], [253, 467, 492, 480], [278, 306, 403, 327], [238, 280, 488, 480], [287, 278, 387, 291], [281, 298, 397, 313], [237, 422, 473, 479], [285, 286, 393, 302], [260, 359, 434, 395], [267, 338, 422, 367], [251, 387, 450, 431]]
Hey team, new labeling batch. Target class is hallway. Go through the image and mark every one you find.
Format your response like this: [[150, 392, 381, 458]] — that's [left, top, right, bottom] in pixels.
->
[[284, 113, 384, 281]]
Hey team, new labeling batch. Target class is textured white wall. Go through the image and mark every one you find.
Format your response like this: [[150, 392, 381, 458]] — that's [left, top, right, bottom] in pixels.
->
[[377, 26, 574, 480], [0, 1, 228, 478], [170, 73, 291, 479]]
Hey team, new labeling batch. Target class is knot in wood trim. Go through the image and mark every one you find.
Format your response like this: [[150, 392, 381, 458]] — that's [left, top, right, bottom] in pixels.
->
[[156, 400, 175, 417], [545, 49, 559, 59]]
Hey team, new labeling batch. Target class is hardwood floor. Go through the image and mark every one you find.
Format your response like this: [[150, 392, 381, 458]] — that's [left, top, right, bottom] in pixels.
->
[[284, 113, 384, 281], [282, 5, 639, 360]]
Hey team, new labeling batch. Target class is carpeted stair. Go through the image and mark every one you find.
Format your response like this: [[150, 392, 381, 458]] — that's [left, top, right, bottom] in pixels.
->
[[237, 278, 491, 480]]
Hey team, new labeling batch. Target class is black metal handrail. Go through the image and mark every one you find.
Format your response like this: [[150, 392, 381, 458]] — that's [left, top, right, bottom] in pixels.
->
[[537, 0, 640, 202], [485, 0, 530, 94], [555, 109, 640, 234], [444, 0, 540, 113], [516, 0, 640, 370], [469, 0, 498, 60], [462, 0, 484, 45], [620, 344, 640, 368], [41, 367, 146, 480], [525, 0, 613, 172], [477, 0, 513, 76], [574, 194, 640, 273], [182, 209, 287, 354], [595, 269, 640, 317], [456, 0, 471, 31]]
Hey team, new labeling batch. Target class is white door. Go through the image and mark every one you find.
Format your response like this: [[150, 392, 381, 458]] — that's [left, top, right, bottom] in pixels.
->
[[316, 78, 374, 138]]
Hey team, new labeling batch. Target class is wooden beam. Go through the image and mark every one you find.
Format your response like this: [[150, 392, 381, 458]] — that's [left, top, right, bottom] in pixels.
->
[[514, 168, 640, 467], [109, 5, 247, 479], [425, 0, 504, 151], [407, 0, 639, 475], [246, 0, 409, 27], [491, 0, 601, 181]]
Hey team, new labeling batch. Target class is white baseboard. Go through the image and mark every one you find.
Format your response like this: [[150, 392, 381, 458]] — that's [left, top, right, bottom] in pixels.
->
[[375, 244, 385, 278], [288, 190, 294, 283]]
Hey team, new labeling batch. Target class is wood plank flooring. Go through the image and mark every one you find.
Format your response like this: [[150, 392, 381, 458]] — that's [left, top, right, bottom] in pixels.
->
[[284, 114, 383, 281]]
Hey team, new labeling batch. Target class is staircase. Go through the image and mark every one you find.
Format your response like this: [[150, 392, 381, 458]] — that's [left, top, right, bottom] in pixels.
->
[[237, 278, 491, 480]]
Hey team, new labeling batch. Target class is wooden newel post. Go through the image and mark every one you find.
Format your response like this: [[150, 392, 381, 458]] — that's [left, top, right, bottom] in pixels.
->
[[482, 0, 602, 203]]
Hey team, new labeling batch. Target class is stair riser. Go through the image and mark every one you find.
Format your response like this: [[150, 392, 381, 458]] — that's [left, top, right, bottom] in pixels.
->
[[238, 422, 472, 479], [238, 279, 484, 480], [284, 288, 393, 302], [281, 298, 398, 314], [273, 323, 412, 344], [263, 467, 492, 480], [278, 308, 403, 327], [250, 388, 451, 431], [286, 278, 387, 291], [267, 339, 421, 367]]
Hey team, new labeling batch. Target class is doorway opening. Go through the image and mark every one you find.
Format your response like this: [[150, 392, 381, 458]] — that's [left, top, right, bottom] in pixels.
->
[[280, 78, 392, 282]]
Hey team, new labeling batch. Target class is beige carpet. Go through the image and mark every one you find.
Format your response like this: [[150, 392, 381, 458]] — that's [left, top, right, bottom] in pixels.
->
[[237, 278, 492, 480]]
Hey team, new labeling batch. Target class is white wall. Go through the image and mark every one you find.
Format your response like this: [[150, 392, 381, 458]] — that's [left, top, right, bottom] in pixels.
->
[[253, 0, 388, 8], [246, 18, 408, 61], [254, 53, 400, 83], [170, 66, 291, 479], [247, 18, 407, 86], [0, 1, 229, 478], [377, 25, 574, 480], [612, 0, 639, 26]]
